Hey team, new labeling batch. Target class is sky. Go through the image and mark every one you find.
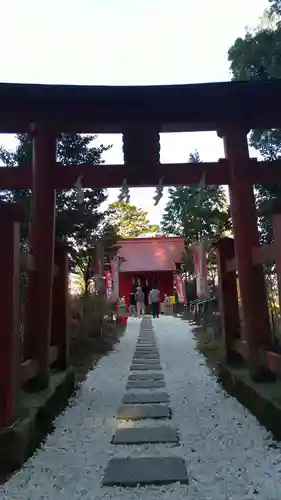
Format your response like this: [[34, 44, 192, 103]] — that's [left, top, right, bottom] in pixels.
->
[[0, 0, 268, 224]]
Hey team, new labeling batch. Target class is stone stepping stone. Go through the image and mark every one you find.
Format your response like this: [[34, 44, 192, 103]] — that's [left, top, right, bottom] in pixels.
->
[[133, 356, 160, 362], [112, 425, 179, 445], [135, 346, 158, 351], [136, 342, 157, 346], [126, 379, 166, 389], [136, 346, 157, 350], [102, 456, 188, 486], [133, 359, 160, 364], [134, 350, 159, 355], [131, 361, 162, 367], [117, 404, 171, 420], [134, 353, 159, 357], [128, 372, 164, 381], [130, 364, 162, 371], [132, 359, 162, 366], [122, 392, 169, 404]]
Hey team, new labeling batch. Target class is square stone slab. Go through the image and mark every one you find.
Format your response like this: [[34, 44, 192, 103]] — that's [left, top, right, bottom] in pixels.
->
[[122, 392, 169, 404], [126, 379, 166, 389], [130, 364, 162, 371], [128, 372, 164, 381], [117, 404, 171, 420], [133, 356, 160, 363], [132, 358, 160, 366], [131, 361, 162, 368], [136, 340, 157, 349], [134, 352, 159, 359], [102, 456, 188, 486], [136, 348, 157, 352], [136, 346, 157, 350], [112, 425, 179, 445], [134, 352, 159, 357]]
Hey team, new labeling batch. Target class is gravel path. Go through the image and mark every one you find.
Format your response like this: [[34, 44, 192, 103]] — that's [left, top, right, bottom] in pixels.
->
[[1, 316, 281, 499]]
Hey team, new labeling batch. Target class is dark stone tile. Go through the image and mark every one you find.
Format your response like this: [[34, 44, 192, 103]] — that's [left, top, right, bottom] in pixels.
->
[[128, 372, 164, 381], [117, 404, 171, 420], [112, 425, 179, 444], [102, 456, 188, 486], [122, 391, 169, 404], [126, 379, 166, 389]]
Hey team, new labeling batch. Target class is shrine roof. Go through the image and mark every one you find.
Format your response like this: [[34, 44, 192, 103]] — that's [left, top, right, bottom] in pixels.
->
[[0, 79, 281, 132], [117, 236, 185, 273]]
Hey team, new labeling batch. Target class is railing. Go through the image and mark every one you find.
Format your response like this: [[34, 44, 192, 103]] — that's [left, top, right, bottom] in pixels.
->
[[188, 297, 221, 339], [0, 203, 69, 428], [214, 204, 281, 376]]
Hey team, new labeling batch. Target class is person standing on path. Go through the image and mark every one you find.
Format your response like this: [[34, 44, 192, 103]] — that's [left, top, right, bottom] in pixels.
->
[[135, 286, 145, 318], [149, 285, 160, 318], [129, 290, 136, 317]]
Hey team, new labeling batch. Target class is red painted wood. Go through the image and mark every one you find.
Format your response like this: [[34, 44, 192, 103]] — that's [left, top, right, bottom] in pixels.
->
[[223, 129, 272, 377], [0, 160, 281, 189], [272, 212, 281, 317], [20, 359, 39, 386], [25, 124, 57, 388], [233, 340, 249, 360], [215, 238, 240, 358], [51, 243, 69, 368], [0, 207, 20, 426], [0, 80, 281, 133], [233, 342, 281, 377]]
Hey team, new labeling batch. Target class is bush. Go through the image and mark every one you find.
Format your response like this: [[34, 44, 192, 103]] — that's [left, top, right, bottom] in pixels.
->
[[68, 294, 121, 364]]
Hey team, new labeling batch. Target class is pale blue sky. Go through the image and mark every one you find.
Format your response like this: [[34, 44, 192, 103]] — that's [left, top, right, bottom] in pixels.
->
[[0, 0, 268, 224]]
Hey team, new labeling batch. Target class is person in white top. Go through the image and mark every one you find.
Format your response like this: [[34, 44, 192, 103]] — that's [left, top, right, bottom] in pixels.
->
[[135, 287, 145, 318], [149, 285, 160, 318]]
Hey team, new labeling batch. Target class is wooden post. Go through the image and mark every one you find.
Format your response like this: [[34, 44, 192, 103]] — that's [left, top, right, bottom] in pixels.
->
[[25, 124, 57, 389], [215, 238, 241, 363], [272, 207, 281, 317], [51, 243, 69, 368], [220, 127, 272, 380], [0, 204, 21, 426]]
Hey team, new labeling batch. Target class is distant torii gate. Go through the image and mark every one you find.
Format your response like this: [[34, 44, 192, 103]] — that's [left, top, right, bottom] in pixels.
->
[[1, 80, 281, 408]]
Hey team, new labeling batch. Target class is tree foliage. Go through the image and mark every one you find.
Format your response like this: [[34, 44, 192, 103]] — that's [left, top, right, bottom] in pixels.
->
[[228, 2, 281, 244], [161, 151, 230, 245], [161, 151, 230, 280], [108, 201, 160, 238], [269, 0, 281, 15], [0, 133, 118, 294]]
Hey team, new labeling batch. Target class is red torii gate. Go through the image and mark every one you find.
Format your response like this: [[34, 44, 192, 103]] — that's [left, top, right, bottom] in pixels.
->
[[1, 80, 281, 426]]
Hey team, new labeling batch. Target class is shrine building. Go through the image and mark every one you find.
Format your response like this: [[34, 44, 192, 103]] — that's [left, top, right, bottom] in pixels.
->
[[111, 236, 185, 306]]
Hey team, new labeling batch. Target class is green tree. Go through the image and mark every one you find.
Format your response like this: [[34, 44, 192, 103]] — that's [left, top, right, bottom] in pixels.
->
[[269, 0, 281, 15], [108, 201, 160, 238], [228, 4, 281, 245], [161, 151, 230, 244], [0, 133, 118, 293], [161, 151, 230, 281]]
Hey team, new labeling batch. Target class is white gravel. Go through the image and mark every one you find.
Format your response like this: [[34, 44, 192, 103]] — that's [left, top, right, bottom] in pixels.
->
[[1, 316, 281, 500]]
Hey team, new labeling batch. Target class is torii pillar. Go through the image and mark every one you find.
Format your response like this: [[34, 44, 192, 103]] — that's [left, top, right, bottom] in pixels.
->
[[25, 123, 57, 389], [218, 127, 272, 380]]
